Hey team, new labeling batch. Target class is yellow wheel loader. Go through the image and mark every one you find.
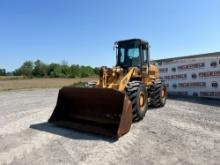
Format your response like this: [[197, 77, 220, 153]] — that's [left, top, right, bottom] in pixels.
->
[[49, 39, 167, 138]]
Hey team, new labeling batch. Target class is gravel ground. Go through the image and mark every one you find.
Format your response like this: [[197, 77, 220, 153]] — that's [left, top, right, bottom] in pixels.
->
[[0, 89, 220, 165]]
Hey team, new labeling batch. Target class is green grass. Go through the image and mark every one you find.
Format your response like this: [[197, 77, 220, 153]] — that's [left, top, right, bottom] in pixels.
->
[[70, 81, 87, 88], [0, 76, 27, 80]]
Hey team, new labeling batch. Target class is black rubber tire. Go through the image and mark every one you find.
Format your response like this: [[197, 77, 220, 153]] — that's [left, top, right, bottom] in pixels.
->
[[150, 79, 167, 107], [125, 81, 148, 122]]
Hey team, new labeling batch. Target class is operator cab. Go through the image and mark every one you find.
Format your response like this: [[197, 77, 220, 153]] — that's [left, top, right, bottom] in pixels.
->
[[115, 39, 149, 69]]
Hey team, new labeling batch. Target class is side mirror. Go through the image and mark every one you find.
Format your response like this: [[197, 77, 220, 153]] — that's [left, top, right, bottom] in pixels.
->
[[113, 45, 118, 51]]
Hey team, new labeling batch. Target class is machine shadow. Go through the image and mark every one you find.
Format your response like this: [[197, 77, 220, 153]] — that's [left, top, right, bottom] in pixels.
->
[[30, 122, 117, 143], [148, 96, 220, 111], [147, 105, 164, 111], [168, 96, 220, 107]]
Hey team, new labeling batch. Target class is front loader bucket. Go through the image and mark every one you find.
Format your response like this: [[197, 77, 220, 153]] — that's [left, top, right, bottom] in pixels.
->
[[48, 87, 132, 138]]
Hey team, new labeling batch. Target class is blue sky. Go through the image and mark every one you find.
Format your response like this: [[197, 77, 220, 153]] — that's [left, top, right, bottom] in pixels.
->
[[0, 0, 220, 71]]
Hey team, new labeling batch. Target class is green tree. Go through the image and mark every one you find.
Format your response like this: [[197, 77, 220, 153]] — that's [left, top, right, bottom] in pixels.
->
[[61, 63, 71, 77], [14, 61, 34, 77], [80, 66, 96, 78], [93, 67, 100, 75], [47, 63, 65, 77], [0, 68, 6, 76], [47, 63, 58, 77], [32, 60, 48, 77], [12, 59, 99, 78], [69, 64, 80, 78], [6, 71, 13, 76]]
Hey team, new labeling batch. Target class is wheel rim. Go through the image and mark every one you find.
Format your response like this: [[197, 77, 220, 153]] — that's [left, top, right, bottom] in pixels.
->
[[139, 91, 145, 112], [161, 87, 165, 98], [160, 87, 167, 102]]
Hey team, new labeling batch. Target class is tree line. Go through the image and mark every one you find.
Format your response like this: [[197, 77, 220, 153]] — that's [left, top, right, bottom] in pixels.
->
[[0, 60, 99, 78]]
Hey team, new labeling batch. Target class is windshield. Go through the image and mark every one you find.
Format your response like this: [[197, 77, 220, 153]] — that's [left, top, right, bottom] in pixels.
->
[[117, 42, 141, 68]]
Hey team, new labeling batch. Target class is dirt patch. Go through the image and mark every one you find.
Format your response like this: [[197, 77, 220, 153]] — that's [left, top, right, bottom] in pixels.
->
[[0, 78, 97, 91], [0, 89, 220, 165]]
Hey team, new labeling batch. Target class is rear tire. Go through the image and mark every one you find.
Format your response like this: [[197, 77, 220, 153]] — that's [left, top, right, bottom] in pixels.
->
[[150, 79, 167, 107], [125, 81, 148, 122]]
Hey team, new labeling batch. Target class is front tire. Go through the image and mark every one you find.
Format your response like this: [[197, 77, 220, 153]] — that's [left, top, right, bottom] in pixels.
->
[[125, 81, 148, 122]]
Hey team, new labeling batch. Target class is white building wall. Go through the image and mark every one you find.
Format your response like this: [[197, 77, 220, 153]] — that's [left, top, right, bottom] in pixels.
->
[[155, 55, 220, 99]]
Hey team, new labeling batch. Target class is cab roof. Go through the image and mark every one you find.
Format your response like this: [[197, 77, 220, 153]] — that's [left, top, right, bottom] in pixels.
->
[[114, 38, 148, 45]]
